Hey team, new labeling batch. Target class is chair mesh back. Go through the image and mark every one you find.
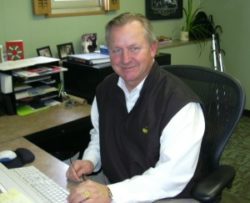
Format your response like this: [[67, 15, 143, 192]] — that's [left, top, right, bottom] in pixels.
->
[[162, 65, 245, 171]]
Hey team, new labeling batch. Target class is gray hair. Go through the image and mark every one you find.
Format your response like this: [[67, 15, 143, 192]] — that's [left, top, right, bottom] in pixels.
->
[[105, 12, 157, 46]]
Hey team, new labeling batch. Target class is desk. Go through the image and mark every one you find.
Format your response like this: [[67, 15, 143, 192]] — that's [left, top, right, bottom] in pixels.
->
[[0, 138, 246, 203], [0, 137, 74, 191], [0, 138, 195, 203], [0, 102, 90, 143], [0, 102, 91, 160]]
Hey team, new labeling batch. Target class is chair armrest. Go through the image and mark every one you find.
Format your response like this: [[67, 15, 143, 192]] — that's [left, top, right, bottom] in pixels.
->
[[192, 165, 236, 202]]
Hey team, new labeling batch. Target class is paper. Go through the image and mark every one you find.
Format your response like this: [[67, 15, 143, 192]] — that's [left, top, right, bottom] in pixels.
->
[[68, 53, 110, 65], [15, 86, 58, 100], [70, 53, 110, 60], [0, 56, 59, 71], [13, 66, 66, 78], [0, 188, 34, 203]]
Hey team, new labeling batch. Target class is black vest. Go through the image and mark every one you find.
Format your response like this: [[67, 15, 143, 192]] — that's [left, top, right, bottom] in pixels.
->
[[96, 63, 201, 197]]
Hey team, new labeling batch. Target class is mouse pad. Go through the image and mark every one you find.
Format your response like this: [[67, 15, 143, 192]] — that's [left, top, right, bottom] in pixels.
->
[[3, 148, 35, 169]]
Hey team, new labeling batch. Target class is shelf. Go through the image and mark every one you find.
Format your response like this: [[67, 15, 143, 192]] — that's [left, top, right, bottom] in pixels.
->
[[15, 86, 58, 100], [0, 56, 60, 71], [159, 39, 210, 49], [0, 56, 64, 115], [12, 66, 67, 79]]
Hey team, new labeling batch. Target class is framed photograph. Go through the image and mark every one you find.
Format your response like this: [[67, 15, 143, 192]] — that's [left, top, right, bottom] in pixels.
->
[[0, 45, 4, 63], [145, 0, 183, 20], [37, 46, 52, 57], [57, 42, 75, 59], [81, 33, 97, 53]]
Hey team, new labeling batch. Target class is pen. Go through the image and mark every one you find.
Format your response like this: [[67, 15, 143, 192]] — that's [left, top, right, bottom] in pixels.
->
[[69, 158, 87, 182]]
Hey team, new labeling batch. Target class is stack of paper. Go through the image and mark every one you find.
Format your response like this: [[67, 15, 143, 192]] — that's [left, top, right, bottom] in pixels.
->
[[13, 66, 67, 78], [15, 86, 58, 100], [67, 53, 110, 65]]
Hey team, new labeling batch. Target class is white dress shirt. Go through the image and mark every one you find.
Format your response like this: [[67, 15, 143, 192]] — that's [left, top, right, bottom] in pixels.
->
[[83, 77, 205, 203]]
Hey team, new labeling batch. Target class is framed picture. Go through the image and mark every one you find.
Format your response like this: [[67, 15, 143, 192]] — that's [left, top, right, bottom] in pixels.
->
[[57, 42, 75, 59], [81, 33, 97, 53], [37, 46, 52, 57], [0, 45, 4, 63], [145, 0, 183, 20]]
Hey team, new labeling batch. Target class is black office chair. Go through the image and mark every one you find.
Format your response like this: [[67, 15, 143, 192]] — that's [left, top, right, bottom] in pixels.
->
[[162, 65, 245, 203]]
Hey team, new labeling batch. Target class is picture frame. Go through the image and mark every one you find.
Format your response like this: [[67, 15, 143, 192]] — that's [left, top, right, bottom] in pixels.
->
[[81, 33, 97, 53], [57, 42, 75, 59], [37, 46, 52, 57], [0, 45, 4, 63], [145, 0, 183, 20]]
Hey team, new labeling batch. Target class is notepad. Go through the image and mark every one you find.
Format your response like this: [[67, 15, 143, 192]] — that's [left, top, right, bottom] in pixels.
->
[[16, 105, 49, 116], [0, 188, 34, 203]]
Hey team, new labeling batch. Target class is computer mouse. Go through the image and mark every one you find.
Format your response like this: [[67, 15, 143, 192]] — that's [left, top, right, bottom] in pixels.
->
[[0, 150, 17, 163]]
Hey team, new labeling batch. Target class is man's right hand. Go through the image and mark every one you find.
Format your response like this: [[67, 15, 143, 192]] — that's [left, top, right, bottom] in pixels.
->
[[66, 160, 94, 182]]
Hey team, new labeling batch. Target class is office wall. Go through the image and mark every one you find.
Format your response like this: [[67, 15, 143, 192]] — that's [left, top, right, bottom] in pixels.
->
[[0, 0, 178, 57], [160, 42, 211, 67], [1, 1, 248, 107], [202, 0, 250, 109], [0, 0, 208, 61]]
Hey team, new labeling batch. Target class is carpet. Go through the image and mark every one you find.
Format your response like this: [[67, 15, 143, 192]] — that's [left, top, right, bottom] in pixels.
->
[[221, 116, 250, 201]]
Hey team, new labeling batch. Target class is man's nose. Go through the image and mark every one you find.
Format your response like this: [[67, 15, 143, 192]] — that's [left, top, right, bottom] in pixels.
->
[[121, 50, 131, 64]]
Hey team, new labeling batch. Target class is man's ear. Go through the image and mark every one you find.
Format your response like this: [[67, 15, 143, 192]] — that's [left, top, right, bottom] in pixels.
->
[[150, 41, 159, 58]]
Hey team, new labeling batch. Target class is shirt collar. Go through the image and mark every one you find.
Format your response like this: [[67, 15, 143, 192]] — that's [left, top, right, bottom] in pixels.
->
[[117, 76, 146, 97]]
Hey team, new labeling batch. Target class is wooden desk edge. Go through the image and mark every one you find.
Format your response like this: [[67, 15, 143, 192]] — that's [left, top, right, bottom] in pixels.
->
[[0, 102, 91, 144]]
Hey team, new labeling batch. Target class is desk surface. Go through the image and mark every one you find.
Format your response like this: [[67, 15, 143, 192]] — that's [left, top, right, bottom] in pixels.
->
[[0, 137, 76, 191], [0, 138, 246, 203], [0, 102, 91, 143]]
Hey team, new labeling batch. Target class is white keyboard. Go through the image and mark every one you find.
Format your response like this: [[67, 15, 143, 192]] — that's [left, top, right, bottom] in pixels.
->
[[9, 165, 69, 203]]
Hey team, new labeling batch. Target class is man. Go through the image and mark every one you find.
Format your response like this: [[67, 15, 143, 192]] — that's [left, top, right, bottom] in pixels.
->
[[67, 13, 205, 203]]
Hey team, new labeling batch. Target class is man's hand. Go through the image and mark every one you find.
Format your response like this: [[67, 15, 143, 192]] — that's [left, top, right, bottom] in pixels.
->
[[67, 180, 112, 203], [66, 160, 94, 182]]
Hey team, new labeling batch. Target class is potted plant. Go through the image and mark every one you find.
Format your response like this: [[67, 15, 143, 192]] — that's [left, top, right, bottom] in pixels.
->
[[180, 0, 201, 41], [181, 0, 215, 42]]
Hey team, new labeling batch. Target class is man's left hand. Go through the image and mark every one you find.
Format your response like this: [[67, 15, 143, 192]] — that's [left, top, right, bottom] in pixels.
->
[[67, 179, 112, 203]]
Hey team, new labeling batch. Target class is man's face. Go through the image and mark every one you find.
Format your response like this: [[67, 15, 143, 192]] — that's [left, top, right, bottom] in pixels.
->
[[109, 21, 158, 90]]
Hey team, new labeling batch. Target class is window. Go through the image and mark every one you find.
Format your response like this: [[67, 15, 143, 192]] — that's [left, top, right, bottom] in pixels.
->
[[51, 0, 103, 15], [33, 0, 120, 17]]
